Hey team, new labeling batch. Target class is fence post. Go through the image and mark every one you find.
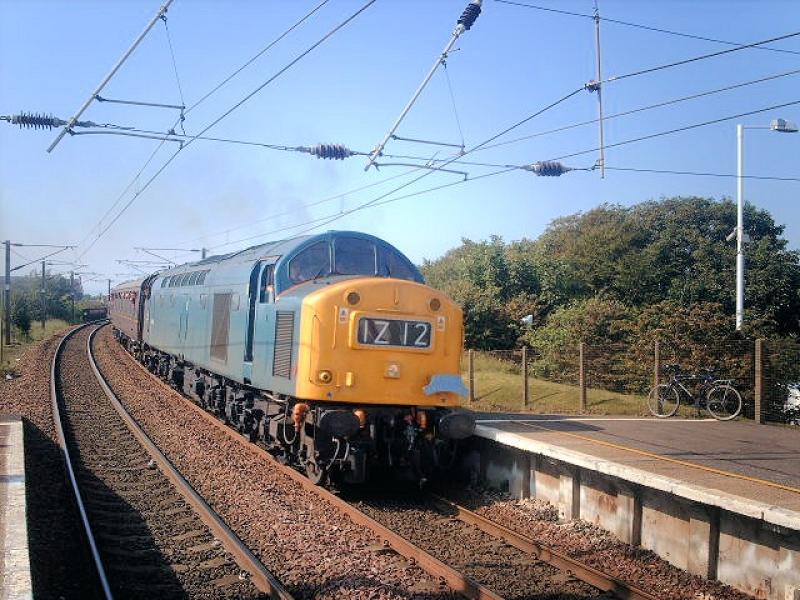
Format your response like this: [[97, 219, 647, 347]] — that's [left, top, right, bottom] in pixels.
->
[[522, 346, 529, 408], [754, 338, 763, 424], [579, 342, 587, 412], [653, 339, 660, 390], [468, 349, 475, 404]]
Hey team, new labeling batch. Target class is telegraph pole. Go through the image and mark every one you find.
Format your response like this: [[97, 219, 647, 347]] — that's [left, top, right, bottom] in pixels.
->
[[107, 279, 111, 302], [4, 240, 10, 346], [41, 261, 46, 329], [70, 271, 75, 323], [202, 247, 207, 259]]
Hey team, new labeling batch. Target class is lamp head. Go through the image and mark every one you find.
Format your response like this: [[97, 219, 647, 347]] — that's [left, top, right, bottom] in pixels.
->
[[770, 118, 798, 133]]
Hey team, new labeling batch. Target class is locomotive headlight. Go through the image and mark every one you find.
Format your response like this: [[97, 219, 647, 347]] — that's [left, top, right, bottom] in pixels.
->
[[346, 291, 361, 306], [317, 370, 333, 384], [429, 297, 441, 312], [385, 363, 400, 379]]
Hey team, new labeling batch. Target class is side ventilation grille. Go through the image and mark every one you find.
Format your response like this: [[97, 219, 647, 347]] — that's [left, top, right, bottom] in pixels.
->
[[273, 311, 295, 378]]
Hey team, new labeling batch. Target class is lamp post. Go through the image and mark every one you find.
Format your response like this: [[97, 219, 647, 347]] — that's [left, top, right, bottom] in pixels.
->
[[734, 118, 797, 331]]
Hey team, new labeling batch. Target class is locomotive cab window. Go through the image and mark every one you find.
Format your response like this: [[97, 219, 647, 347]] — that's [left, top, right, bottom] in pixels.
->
[[334, 237, 376, 276], [382, 248, 417, 282], [288, 241, 330, 284]]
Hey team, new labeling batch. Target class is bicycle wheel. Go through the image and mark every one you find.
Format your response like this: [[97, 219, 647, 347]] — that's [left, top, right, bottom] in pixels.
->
[[647, 384, 680, 418], [706, 385, 742, 420]]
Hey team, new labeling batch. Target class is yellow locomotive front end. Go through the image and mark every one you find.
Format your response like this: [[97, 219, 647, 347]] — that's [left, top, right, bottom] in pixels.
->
[[295, 278, 467, 408], [282, 276, 473, 484]]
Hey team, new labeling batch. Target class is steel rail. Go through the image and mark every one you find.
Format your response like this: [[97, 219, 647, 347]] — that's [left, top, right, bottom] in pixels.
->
[[84, 325, 293, 600], [429, 494, 660, 600], [104, 323, 504, 600], [50, 322, 114, 600]]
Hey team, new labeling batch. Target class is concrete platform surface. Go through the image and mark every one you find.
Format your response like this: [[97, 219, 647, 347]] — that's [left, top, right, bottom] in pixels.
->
[[475, 415, 800, 530], [0, 416, 32, 600]]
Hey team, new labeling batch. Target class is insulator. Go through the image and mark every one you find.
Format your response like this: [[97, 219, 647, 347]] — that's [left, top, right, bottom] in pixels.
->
[[457, 1, 481, 30], [8, 112, 66, 130], [307, 143, 354, 160], [584, 80, 601, 93], [526, 161, 571, 177]]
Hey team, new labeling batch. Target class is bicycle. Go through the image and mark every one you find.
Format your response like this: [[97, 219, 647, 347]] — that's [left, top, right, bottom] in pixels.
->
[[647, 363, 743, 420]]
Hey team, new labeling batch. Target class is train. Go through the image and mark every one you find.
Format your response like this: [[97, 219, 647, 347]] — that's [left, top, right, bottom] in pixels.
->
[[109, 231, 474, 485], [81, 306, 108, 322]]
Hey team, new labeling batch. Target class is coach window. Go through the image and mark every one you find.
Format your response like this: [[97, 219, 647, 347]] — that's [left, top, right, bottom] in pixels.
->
[[334, 237, 376, 276], [288, 241, 330, 284], [259, 265, 275, 303]]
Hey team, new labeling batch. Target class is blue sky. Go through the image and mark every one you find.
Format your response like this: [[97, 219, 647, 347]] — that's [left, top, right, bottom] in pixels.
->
[[1, 0, 799, 294]]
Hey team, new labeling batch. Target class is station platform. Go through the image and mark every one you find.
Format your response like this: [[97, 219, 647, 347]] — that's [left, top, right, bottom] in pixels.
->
[[465, 414, 800, 600], [0, 416, 32, 600]]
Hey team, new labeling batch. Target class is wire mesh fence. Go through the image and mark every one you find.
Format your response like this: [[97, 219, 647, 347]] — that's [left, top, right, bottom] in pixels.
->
[[463, 338, 798, 425]]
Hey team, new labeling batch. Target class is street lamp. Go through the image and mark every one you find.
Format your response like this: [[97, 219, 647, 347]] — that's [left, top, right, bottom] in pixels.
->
[[734, 118, 798, 331]]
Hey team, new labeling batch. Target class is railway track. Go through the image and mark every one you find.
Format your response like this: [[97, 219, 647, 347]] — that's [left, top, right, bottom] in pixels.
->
[[51, 323, 291, 599], [92, 323, 663, 600]]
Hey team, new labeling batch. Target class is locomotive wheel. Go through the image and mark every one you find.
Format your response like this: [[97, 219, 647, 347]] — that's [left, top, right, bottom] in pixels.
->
[[305, 460, 328, 486]]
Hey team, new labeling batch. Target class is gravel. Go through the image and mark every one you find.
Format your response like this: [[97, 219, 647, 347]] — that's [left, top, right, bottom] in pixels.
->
[[349, 486, 607, 599], [440, 486, 756, 600], [0, 327, 100, 599], [92, 326, 459, 600], [58, 325, 262, 599]]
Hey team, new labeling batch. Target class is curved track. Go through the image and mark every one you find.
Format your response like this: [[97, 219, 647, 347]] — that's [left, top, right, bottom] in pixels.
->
[[51, 323, 291, 599], [101, 323, 661, 599]]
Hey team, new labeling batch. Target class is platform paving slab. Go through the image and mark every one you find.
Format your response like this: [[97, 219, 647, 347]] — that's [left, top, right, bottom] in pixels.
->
[[0, 417, 32, 600]]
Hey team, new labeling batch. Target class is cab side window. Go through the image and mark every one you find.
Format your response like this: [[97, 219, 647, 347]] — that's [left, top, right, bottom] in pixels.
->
[[259, 265, 275, 303]]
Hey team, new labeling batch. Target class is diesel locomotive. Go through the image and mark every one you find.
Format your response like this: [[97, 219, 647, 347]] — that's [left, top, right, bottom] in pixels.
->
[[109, 231, 474, 484]]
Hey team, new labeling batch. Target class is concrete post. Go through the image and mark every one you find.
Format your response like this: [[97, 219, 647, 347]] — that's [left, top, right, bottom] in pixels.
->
[[4, 240, 11, 346], [40, 261, 46, 329], [579, 342, 587, 412], [468, 349, 475, 404], [654, 339, 661, 390], [754, 338, 763, 424], [522, 346, 529, 407]]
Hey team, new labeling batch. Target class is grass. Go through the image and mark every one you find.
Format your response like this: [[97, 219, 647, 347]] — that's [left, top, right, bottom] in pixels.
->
[[0, 319, 71, 377], [463, 351, 648, 416]]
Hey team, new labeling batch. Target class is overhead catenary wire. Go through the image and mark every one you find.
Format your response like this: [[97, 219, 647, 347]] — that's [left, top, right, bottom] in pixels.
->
[[600, 29, 800, 85], [442, 60, 466, 150], [548, 98, 800, 163], [160, 12, 187, 133], [477, 67, 800, 151], [493, 0, 800, 56], [77, 0, 376, 260], [75, 0, 332, 257], [214, 98, 800, 248], [605, 166, 800, 182]]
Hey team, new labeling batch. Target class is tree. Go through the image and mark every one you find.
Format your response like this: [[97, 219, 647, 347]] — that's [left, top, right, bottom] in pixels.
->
[[12, 294, 32, 339]]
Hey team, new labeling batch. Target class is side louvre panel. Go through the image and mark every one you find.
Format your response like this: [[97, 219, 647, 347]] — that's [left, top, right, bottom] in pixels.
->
[[272, 310, 295, 378]]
